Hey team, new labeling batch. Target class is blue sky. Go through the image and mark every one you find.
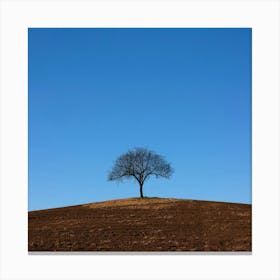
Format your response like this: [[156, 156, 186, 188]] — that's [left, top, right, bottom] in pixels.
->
[[28, 28, 251, 210]]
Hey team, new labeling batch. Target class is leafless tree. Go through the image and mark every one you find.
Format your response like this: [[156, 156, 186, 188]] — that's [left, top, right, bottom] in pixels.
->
[[108, 147, 173, 198]]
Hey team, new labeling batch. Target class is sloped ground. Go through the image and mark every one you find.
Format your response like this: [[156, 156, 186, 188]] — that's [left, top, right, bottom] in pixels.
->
[[28, 198, 251, 252]]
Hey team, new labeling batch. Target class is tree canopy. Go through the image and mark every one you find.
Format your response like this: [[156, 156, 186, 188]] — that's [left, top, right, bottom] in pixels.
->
[[108, 147, 173, 198]]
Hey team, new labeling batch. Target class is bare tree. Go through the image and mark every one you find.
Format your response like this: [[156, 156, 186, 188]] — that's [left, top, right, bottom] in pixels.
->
[[108, 147, 173, 198]]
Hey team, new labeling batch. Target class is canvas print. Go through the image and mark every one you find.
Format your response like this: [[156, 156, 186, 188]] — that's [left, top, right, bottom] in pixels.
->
[[28, 28, 252, 252]]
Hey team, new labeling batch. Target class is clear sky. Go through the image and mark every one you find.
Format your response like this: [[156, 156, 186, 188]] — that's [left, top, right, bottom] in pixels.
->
[[28, 28, 251, 210]]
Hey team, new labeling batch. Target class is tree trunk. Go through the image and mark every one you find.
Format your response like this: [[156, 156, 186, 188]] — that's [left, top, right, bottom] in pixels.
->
[[140, 183, 144, 198]]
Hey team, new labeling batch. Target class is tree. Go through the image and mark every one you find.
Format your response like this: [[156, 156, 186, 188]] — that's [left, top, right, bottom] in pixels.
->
[[108, 147, 173, 198]]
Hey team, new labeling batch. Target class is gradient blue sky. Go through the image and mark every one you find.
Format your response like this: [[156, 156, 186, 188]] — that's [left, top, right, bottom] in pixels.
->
[[28, 28, 251, 210]]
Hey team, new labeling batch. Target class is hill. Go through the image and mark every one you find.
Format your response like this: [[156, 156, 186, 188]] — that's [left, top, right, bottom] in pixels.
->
[[28, 198, 251, 252]]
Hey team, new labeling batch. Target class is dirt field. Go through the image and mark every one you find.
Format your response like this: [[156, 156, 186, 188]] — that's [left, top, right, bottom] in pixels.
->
[[28, 198, 252, 252]]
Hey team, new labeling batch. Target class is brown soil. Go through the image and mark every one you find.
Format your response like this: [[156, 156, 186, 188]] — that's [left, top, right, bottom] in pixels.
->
[[28, 198, 252, 252]]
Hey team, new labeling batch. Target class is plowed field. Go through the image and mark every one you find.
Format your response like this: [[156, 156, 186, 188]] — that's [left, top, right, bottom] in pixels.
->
[[28, 198, 251, 252]]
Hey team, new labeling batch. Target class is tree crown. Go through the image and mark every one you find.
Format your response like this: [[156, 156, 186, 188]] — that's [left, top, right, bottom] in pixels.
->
[[108, 147, 173, 186]]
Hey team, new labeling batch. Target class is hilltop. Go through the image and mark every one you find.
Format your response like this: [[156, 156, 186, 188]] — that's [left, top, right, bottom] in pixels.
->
[[28, 197, 251, 252]]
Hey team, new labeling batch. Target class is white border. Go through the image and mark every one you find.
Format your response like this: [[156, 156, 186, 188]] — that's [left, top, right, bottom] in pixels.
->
[[0, 0, 279, 279]]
